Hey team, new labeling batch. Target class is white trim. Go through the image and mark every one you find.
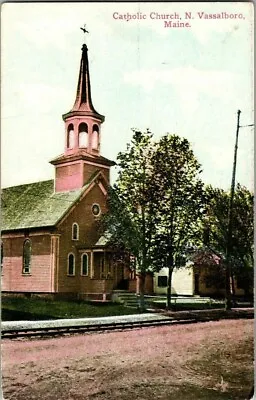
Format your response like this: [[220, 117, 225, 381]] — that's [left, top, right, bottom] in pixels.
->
[[22, 239, 32, 275], [67, 252, 75, 276], [91, 203, 101, 217], [81, 253, 89, 276], [50, 235, 60, 292], [98, 182, 107, 196], [90, 251, 94, 278], [83, 160, 110, 170]]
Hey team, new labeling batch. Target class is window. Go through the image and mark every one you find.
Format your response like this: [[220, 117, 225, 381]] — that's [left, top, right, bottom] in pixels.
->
[[23, 239, 31, 274], [72, 223, 79, 240], [81, 253, 88, 276], [92, 203, 101, 216], [67, 124, 75, 149], [67, 253, 75, 276], [78, 123, 88, 148], [92, 124, 99, 149], [158, 276, 168, 287]]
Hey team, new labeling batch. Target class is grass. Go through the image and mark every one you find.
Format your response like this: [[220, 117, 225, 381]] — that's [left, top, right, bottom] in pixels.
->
[[1, 296, 143, 321], [1, 295, 228, 321]]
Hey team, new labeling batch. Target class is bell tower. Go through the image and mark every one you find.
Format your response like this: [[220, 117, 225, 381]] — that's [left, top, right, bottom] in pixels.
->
[[50, 43, 114, 192]]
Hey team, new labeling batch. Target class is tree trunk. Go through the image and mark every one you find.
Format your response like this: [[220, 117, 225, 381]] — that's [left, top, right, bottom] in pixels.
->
[[167, 267, 173, 309], [138, 272, 146, 311], [225, 262, 232, 310], [231, 270, 236, 306]]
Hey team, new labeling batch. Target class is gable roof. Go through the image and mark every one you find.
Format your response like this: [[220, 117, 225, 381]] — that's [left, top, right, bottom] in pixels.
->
[[94, 232, 112, 246], [1, 170, 106, 232]]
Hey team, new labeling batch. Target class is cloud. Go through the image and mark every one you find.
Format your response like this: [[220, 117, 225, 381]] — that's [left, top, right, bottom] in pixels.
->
[[123, 66, 237, 117], [2, 3, 113, 51], [2, 83, 68, 118], [124, 67, 234, 92]]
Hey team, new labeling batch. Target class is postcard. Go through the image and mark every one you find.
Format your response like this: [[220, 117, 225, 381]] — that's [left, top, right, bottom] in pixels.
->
[[1, 2, 254, 400]]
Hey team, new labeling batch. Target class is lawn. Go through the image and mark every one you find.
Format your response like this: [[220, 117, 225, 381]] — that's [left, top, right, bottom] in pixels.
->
[[1, 296, 143, 321], [1, 295, 250, 321]]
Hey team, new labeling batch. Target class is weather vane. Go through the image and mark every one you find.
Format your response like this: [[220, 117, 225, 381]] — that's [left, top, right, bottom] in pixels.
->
[[80, 24, 89, 44]]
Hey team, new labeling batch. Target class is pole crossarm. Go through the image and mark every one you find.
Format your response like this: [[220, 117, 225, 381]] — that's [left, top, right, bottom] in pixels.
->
[[239, 124, 254, 128]]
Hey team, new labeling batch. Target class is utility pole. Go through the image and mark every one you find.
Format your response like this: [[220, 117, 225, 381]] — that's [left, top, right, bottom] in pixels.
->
[[225, 110, 254, 310], [225, 110, 241, 310]]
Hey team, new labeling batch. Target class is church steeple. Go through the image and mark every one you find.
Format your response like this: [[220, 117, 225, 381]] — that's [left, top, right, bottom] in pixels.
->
[[50, 41, 114, 193], [63, 44, 104, 122], [61, 44, 105, 157]]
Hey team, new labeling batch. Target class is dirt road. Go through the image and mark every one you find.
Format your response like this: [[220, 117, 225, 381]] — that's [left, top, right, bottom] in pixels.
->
[[2, 319, 253, 400]]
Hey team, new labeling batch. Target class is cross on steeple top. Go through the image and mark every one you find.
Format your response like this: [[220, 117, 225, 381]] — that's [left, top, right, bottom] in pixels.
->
[[80, 24, 89, 44]]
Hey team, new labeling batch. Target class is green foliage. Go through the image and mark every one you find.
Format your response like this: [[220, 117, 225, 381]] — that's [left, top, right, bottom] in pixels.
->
[[103, 131, 204, 272], [102, 130, 205, 308], [204, 184, 254, 269], [150, 134, 205, 271], [102, 129, 157, 274], [202, 184, 254, 294]]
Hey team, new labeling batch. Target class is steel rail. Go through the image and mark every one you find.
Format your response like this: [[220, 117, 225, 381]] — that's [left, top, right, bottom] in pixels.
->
[[2, 309, 253, 340]]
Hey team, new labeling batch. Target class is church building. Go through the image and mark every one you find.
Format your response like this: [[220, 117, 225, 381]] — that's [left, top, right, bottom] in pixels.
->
[[3, 43, 247, 303], [1, 43, 135, 300]]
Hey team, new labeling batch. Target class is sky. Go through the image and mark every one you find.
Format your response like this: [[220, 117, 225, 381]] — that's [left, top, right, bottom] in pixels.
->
[[1, 2, 254, 190]]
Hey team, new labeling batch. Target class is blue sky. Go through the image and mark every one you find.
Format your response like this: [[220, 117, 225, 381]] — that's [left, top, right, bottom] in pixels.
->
[[1, 2, 254, 190]]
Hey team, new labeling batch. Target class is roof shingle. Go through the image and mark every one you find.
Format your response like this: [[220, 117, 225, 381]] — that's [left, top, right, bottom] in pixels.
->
[[1, 179, 86, 232]]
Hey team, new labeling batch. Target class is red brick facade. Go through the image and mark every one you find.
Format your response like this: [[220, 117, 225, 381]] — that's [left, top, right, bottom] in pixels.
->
[[2, 232, 53, 293], [1, 180, 127, 298]]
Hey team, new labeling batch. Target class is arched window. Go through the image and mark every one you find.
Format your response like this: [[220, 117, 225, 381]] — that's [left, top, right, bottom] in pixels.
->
[[78, 123, 88, 148], [23, 239, 31, 274], [72, 223, 79, 240], [67, 253, 75, 276], [92, 125, 99, 149], [67, 124, 75, 149], [81, 253, 89, 276]]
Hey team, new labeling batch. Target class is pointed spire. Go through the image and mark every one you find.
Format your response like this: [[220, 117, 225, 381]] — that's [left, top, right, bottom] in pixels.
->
[[63, 44, 104, 122], [72, 44, 94, 111]]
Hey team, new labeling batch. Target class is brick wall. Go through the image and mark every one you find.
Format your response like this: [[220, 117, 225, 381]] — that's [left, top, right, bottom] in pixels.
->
[[83, 162, 110, 185], [55, 160, 110, 192], [56, 182, 109, 294], [2, 233, 53, 292], [2, 181, 121, 297]]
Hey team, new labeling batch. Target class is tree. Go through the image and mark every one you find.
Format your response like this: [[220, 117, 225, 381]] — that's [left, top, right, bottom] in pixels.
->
[[102, 129, 158, 309], [103, 131, 205, 310], [203, 184, 254, 299], [150, 134, 205, 308]]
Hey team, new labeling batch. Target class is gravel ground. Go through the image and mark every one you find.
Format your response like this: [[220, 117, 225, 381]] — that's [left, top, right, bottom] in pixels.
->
[[2, 319, 253, 400], [1, 313, 168, 331]]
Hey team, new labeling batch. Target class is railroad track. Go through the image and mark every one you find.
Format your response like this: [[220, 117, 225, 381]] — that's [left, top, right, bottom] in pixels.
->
[[2, 317, 207, 340], [2, 308, 253, 340]]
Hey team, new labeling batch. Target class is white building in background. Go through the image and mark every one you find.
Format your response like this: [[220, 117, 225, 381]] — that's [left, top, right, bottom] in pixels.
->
[[154, 267, 195, 296]]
